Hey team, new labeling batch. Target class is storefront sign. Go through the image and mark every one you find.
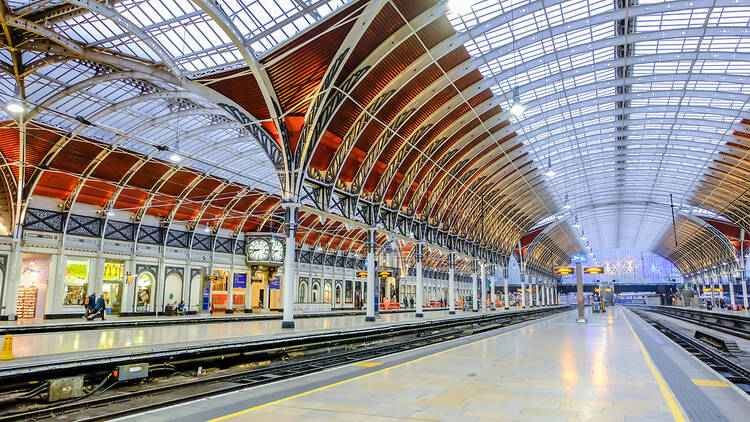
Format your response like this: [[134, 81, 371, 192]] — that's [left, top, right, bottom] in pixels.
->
[[356, 271, 367, 277], [583, 267, 604, 274], [555, 267, 574, 275], [269, 275, 280, 290], [378, 271, 392, 277], [233, 273, 247, 289]]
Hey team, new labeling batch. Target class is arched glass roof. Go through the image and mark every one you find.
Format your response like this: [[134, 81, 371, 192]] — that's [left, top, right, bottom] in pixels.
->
[[1, 0, 749, 276], [448, 0, 750, 253]]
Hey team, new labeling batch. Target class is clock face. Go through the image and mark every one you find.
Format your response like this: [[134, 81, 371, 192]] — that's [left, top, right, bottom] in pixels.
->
[[247, 238, 270, 261], [270, 239, 284, 262]]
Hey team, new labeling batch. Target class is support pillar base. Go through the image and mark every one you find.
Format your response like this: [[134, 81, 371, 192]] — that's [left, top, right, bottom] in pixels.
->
[[415, 313, 424, 318], [281, 321, 295, 329], [473, 309, 479, 312], [576, 318, 587, 323], [365, 316, 376, 322], [448, 311, 456, 315], [490, 307, 496, 311]]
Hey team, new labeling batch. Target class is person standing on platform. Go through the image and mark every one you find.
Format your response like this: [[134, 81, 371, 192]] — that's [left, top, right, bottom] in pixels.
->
[[83, 292, 96, 318]]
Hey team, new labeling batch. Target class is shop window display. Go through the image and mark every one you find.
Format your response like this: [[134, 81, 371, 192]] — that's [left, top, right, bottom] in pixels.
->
[[211, 270, 230, 312], [63, 257, 90, 306], [102, 260, 125, 314], [136, 272, 155, 312], [17, 254, 50, 319]]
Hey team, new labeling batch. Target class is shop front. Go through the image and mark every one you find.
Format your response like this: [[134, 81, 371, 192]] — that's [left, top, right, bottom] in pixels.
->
[[63, 257, 90, 311], [16, 253, 51, 319], [231, 272, 249, 312], [135, 272, 155, 312], [210, 269, 230, 313], [102, 260, 125, 315], [250, 265, 280, 312]]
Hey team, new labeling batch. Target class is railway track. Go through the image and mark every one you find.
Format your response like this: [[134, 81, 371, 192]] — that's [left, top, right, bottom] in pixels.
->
[[0, 307, 568, 421], [631, 309, 750, 395], [636, 306, 750, 341]]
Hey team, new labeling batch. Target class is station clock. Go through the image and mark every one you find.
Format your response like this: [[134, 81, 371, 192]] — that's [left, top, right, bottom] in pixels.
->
[[246, 238, 270, 262], [270, 238, 284, 263]]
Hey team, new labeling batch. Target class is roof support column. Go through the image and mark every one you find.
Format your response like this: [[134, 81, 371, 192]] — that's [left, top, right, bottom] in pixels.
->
[[366, 228, 377, 322], [448, 251, 456, 315], [710, 270, 717, 308], [728, 269, 735, 308], [503, 266, 509, 310], [415, 242, 424, 318], [490, 263, 496, 310], [281, 202, 299, 329], [741, 229, 748, 312], [480, 260, 487, 313], [520, 272, 526, 309], [472, 260, 479, 312]]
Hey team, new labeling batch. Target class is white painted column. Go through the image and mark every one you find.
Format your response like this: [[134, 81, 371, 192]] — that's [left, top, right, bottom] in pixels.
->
[[480, 261, 487, 313], [729, 272, 736, 308], [710, 273, 717, 307], [448, 252, 456, 315], [281, 202, 299, 329], [366, 228, 376, 321], [415, 242, 424, 318], [490, 264, 496, 310], [520, 273, 526, 309], [471, 260, 478, 312], [503, 266, 509, 310]]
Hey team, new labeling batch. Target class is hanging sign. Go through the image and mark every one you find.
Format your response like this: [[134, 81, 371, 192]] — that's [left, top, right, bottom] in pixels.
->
[[584, 267, 604, 274], [356, 271, 368, 277], [269, 275, 281, 290], [555, 267, 574, 275], [233, 273, 247, 289], [378, 271, 392, 277], [571, 254, 587, 263]]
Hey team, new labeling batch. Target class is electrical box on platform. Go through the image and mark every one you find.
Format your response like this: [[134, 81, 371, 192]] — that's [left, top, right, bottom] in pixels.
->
[[48, 376, 84, 402], [116, 363, 149, 381]]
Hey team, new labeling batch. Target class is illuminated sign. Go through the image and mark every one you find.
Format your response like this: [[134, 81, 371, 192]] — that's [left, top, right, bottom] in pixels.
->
[[555, 267, 574, 275], [356, 271, 367, 277], [571, 254, 587, 263], [584, 267, 604, 274], [378, 271, 392, 277]]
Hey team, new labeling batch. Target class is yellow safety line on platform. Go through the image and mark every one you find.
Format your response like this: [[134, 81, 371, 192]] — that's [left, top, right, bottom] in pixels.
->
[[623, 309, 687, 422], [352, 362, 382, 367], [692, 379, 731, 387], [207, 312, 568, 422]]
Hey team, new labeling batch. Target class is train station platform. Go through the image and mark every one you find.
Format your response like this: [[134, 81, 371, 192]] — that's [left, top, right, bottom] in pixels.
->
[[122, 306, 750, 422], [0, 307, 448, 335], [1, 306, 558, 382]]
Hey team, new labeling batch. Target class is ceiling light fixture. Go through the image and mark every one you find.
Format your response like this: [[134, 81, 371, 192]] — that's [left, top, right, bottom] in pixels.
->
[[510, 86, 525, 116], [203, 223, 211, 233], [5, 99, 25, 114], [543, 157, 555, 178], [448, 0, 474, 15], [573, 215, 580, 228]]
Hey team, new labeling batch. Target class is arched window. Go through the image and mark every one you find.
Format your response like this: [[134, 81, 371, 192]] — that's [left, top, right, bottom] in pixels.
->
[[335, 284, 342, 304], [312, 282, 320, 302], [324, 282, 331, 303], [298, 281, 307, 302]]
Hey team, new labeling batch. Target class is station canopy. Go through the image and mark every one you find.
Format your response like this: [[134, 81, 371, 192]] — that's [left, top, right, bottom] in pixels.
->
[[1, 0, 749, 277]]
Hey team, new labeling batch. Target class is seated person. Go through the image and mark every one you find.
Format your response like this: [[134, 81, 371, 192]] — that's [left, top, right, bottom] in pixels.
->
[[177, 300, 186, 315]]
